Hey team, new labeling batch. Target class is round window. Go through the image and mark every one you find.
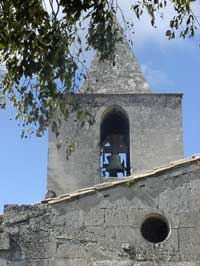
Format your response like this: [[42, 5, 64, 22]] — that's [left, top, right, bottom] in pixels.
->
[[140, 214, 170, 243]]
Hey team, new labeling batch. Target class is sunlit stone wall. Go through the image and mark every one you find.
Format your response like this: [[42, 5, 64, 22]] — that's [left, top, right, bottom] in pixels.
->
[[1, 160, 200, 266], [48, 93, 183, 196]]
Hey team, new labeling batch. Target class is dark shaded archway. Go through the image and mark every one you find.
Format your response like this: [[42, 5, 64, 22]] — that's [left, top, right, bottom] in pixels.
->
[[100, 106, 130, 178]]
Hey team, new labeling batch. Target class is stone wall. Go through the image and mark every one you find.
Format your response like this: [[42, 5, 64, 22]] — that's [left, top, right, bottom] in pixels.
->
[[48, 94, 183, 195], [80, 32, 150, 94], [1, 160, 200, 265]]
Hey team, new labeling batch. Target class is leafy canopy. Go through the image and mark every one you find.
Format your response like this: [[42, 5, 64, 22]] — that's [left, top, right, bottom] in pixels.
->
[[0, 0, 198, 137]]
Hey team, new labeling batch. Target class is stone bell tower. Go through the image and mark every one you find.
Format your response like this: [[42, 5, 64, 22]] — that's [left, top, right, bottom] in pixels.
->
[[47, 28, 183, 196]]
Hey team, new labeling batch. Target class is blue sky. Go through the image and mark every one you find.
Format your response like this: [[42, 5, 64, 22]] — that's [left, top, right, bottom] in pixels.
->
[[0, 2, 200, 213]]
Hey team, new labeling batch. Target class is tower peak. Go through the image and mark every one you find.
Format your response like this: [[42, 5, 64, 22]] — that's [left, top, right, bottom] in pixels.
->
[[81, 27, 151, 94]]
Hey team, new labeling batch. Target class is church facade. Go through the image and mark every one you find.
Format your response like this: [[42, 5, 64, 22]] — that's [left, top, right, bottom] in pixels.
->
[[0, 28, 200, 266]]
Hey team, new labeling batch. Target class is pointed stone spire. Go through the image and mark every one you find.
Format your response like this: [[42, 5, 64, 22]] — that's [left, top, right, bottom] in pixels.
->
[[81, 27, 151, 94]]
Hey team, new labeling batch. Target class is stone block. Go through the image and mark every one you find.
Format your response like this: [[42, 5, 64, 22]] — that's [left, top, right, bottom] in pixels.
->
[[159, 182, 191, 212], [0, 232, 9, 250], [21, 242, 56, 259], [179, 227, 200, 260], [103, 226, 134, 250], [179, 211, 200, 227], [92, 261, 133, 266], [80, 225, 104, 244], [105, 208, 134, 226], [190, 189, 200, 210], [55, 242, 90, 259], [3, 204, 49, 227], [49, 259, 92, 266], [83, 208, 104, 226], [51, 224, 104, 246], [0, 258, 7, 266], [19, 223, 50, 243], [64, 209, 84, 227], [26, 259, 49, 266], [51, 215, 66, 226]]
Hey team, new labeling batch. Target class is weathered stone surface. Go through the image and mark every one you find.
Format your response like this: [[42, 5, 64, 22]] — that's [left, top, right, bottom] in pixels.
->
[[178, 227, 200, 261], [47, 21, 185, 195], [83, 208, 105, 226], [179, 211, 200, 227], [2, 161, 200, 265], [0, 258, 7, 266], [49, 259, 92, 266], [48, 94, 183, 196], [80, 28, 150, 94], [0, 232, 9, 250], [1, 26, 199, 265], [26, 259, 49, 266]]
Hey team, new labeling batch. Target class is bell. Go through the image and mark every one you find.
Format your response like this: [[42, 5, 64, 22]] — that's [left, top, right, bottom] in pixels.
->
[[106, 154, 124, 177]]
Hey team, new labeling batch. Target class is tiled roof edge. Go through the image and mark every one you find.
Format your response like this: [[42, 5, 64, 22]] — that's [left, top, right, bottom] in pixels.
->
[[41, 153, 200, 205]]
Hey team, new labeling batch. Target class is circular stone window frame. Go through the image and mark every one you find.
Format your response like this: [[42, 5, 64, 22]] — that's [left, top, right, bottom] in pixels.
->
[[140, 213, 171, 244]]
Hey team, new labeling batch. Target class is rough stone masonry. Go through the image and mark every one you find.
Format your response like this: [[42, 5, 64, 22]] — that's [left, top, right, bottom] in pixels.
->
[[1, 156, 200, 265], [48, 27, 183, 194], [1, 26, 199, 266]]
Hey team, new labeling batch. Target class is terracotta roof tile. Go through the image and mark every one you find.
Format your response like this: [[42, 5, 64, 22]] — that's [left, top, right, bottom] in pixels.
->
[[41, 154, 200, 205]]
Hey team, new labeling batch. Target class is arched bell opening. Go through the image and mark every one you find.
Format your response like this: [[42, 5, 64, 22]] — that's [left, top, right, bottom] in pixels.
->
[[100, 107, 130, 178]]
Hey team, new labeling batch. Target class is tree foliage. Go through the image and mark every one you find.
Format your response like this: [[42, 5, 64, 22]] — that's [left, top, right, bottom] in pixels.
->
[[0, 0, 199, 137]]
